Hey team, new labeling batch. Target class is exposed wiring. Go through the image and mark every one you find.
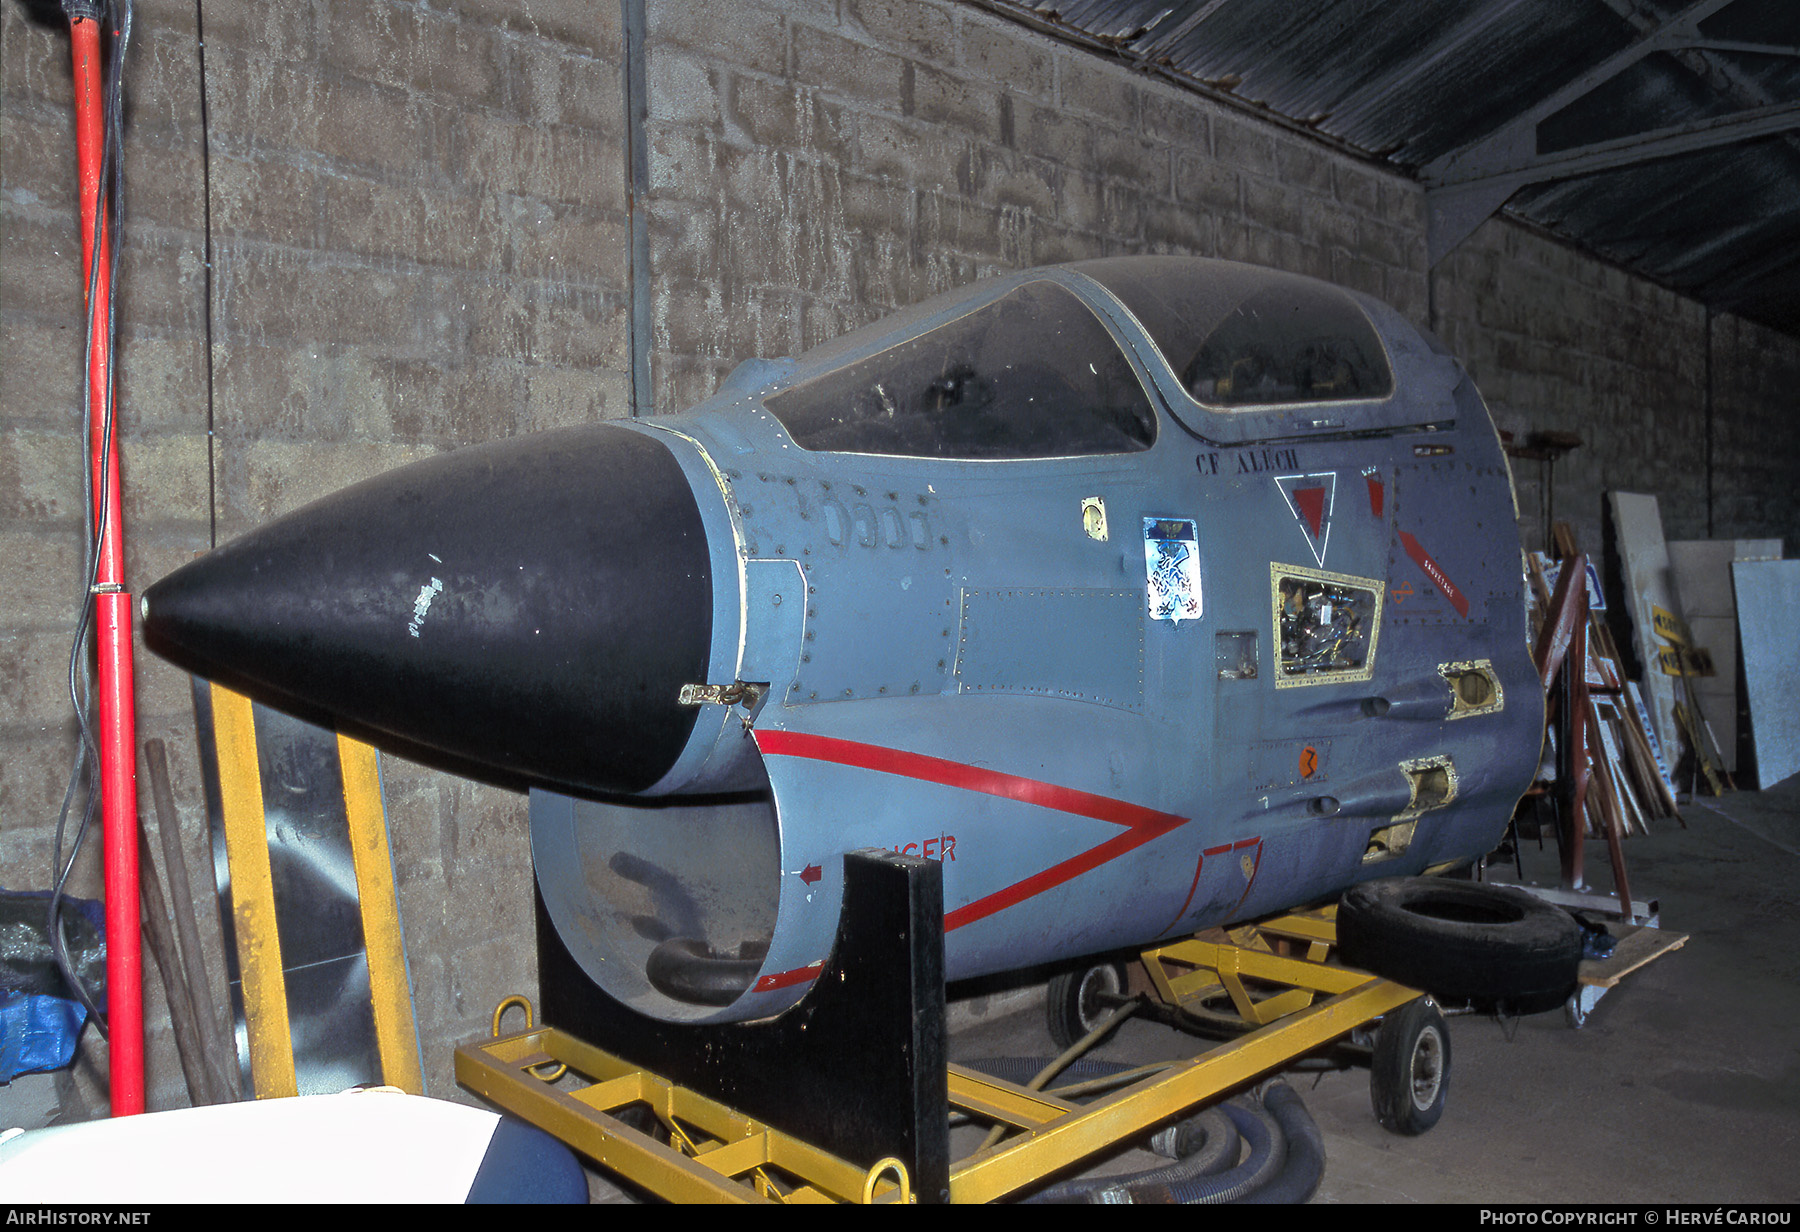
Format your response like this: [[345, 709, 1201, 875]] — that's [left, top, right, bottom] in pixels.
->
[[48, 0, 133, 1040], [193, 0, 216, 550]]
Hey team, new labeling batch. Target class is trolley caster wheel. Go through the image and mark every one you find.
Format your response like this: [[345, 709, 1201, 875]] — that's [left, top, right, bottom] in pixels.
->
[[1046, 960, 1129, 1051], [1371, 996, 1450, 1136], [1564, 985, 1601, 1029]]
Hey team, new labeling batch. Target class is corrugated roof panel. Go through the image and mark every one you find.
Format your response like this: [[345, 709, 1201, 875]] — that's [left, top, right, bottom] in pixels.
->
[[982, 0, 1800, 336], [1538, 51, 1740, 153]]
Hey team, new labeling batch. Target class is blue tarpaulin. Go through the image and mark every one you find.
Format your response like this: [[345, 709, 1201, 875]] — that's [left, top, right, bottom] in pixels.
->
[[0, 889, 104, 1083], [0, 991, 88, 1083]]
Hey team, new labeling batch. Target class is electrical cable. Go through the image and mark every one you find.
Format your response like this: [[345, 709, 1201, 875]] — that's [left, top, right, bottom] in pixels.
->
[[47, 0, 133, 1039]]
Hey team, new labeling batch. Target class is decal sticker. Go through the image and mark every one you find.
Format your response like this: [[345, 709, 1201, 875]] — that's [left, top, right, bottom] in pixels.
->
[[1362, 465, 1384, 517], [1389, 581, 1415, 605], [407, 577, 444, 639], [1399, 531, 1470, 618], [1413, 443, 1454, 457], [1299, 746, 1318, 779], [1273, 472, 1336, 566], [799, 863, 822, 885], [1271, 562, 1384, 689], [890, 834, 958, 861], [1081, 496, 1109, 541], [1196, 447, 1302, 476], [1144, 517, 1202, 624]]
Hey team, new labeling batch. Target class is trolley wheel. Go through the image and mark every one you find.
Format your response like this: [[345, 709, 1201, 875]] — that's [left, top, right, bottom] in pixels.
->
[[1564, 984, 1603, 1030], [1370, 996, 1450, 1136], [1046, 960, 1129, 1051]]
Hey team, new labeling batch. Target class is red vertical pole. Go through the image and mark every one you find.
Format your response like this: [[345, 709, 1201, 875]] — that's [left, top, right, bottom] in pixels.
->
[[70, 11, 144, 1117]]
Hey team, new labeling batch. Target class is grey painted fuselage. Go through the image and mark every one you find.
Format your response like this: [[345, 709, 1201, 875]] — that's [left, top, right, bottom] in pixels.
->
[[531, 257, 1543, 1023]]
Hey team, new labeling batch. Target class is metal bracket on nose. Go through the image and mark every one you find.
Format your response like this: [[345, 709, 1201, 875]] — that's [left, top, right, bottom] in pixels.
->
[[678, 681, 767, 708]]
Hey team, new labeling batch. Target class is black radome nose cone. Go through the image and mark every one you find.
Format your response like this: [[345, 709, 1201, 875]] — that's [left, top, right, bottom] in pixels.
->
[[143, 423, 712, 797]]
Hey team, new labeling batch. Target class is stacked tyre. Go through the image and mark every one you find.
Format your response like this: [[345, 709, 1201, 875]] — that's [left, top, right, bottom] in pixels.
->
[[1337, 877, 1583, 1016]]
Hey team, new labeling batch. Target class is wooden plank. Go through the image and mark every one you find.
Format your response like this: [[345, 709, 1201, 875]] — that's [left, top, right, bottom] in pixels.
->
[[1592, 704, 1645, 835], [1578, 926, 1689, 989]]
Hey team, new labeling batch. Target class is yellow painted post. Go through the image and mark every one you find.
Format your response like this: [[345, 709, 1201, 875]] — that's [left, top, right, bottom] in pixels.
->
[[208, 684, 297, 1099], [338, 734, 424, 1094]]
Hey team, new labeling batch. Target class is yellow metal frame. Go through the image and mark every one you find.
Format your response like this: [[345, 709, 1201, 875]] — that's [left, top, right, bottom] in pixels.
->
[[455, 910, 1418, 1204], [206, 683, 424, 1096], [455, 1024, 911, 1204], [210, 683, 296, 1100]]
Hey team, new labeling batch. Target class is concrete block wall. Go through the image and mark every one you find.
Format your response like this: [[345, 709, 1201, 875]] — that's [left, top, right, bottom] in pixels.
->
[[1711, 313, 1800, 549], [640, 0, 1429, 413], [2, 0, 632, 1111], [2, 0, 1796, 1121], [1430, 215, 1800, 559]]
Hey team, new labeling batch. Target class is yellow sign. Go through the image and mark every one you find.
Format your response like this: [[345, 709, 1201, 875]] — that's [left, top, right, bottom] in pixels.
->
[[1656, 645, 1715, 678], [1652, 604, 1690, 646]]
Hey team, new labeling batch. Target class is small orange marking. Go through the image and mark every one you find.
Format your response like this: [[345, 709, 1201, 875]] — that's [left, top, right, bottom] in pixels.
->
[[1299, 746, 1318, 778], [1390, 582, 1415, 605]]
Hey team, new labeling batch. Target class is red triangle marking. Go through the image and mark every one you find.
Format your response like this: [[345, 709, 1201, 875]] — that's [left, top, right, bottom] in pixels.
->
[[1293, 486, 1327, 539]]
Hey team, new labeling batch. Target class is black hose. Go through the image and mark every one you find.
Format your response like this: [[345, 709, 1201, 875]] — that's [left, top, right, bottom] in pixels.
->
[[1237, 1080, 1327, 1205], [1164, 1096, 1285, 1204], [1023, 1105, 1240, 1205], [1027, 1081, 1327, 1205], [974, 1057, 1327, 1205]]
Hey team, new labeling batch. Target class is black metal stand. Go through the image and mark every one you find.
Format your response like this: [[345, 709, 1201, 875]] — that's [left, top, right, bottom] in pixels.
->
[[536, 849, 951, 1203]]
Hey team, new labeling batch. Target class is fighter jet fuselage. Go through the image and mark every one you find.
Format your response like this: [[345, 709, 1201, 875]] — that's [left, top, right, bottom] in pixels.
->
[[144, 258, 1542, 1023]]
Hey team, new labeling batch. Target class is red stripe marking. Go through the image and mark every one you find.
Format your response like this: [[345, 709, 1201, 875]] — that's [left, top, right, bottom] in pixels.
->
[[1160, 852, 1208, 936], [1400, 530, 1470, 618], [1221, 839, 1265, 923], [1293, 486, 1327, 538], [1159, 836, 1266, 935], [754, 730, 1188, 933], [753, 961, 823, 993]]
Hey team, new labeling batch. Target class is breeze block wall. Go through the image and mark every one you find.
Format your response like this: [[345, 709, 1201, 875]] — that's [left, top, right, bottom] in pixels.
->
[[2, 0, 1796, 1123], [2, 0, 634, 1112], [638, 0, 1431, 413], [1429, 215, 1800, 558]]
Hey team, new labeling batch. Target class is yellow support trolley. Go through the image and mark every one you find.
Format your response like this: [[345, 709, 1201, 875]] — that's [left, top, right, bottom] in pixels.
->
[[455, 905, 1437, 1204]]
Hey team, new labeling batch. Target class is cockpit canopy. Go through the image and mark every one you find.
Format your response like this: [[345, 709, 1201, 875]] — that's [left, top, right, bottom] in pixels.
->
[[1073, 259, 1393, 409], [763, 278, 1157, 460], [754, 257, 1443, 460]]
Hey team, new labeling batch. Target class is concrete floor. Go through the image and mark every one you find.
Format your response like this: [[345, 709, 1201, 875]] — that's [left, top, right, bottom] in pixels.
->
[[945, 778, 1800, 1204]]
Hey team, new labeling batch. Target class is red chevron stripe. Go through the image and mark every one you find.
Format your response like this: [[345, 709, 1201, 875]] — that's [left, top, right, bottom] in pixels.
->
[[753, 730, 1189, 933]]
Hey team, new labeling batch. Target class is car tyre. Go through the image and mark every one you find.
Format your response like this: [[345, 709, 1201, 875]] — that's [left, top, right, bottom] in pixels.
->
[[1337, 876, 1583, 1014], [1371, 996, 1450, 1135]]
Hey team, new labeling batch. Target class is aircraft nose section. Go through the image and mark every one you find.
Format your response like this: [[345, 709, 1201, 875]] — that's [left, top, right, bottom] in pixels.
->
[[142, 423, 713, 796]]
